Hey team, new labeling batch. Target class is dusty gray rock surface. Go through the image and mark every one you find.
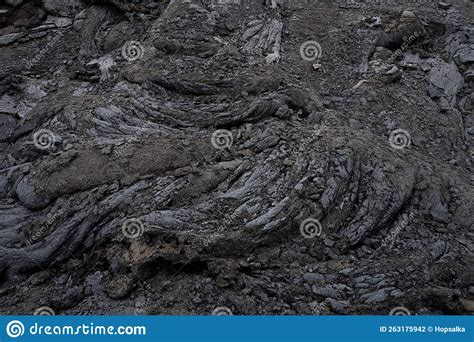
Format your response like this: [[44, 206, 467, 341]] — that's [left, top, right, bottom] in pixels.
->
[[0, 0, 473, 315]]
